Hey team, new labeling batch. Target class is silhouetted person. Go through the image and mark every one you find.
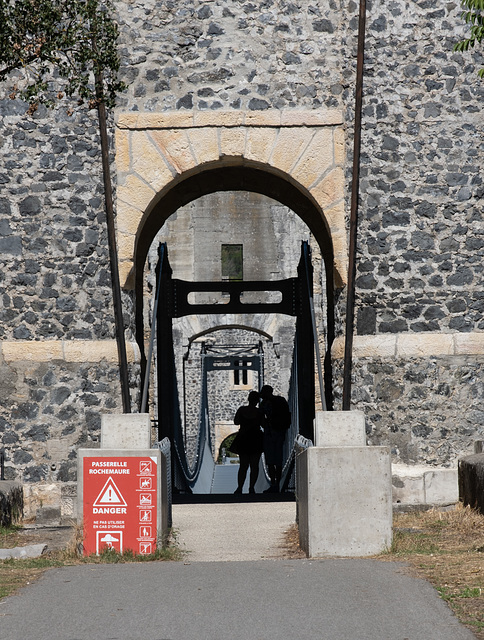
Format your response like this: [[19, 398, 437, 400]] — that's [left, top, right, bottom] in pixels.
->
[[233, 390, 264, 494], [259, 385, 291, 493]]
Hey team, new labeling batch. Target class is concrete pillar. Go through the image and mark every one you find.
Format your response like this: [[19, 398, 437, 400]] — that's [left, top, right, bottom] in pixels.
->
[[297, 411, 392, 557], [314, 410, 366, 447], [101, 413, 151, 449]]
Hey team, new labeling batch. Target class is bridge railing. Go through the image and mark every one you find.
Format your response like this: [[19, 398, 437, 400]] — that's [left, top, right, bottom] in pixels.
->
[[154, 437, 172, 528]]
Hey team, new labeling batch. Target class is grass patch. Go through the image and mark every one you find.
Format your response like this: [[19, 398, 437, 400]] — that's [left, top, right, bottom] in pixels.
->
[[0, 524, 22, 549], [379, 503, 484, 640], [0, 555, 66, 600], [0, 526, 184, 601], [390, 529, 439, 555]]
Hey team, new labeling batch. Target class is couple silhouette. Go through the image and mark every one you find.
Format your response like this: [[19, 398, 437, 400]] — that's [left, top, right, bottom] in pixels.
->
[[232, 386, 291, 495]]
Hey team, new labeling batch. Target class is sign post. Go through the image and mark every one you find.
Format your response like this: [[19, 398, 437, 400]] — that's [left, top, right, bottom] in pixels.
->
[[78, 450, 163, 556]]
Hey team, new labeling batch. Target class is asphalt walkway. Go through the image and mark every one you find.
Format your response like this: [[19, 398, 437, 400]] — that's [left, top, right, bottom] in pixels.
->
[[0, 496, 477, 640]]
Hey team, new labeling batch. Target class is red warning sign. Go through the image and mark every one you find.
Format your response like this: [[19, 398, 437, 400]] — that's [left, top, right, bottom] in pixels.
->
[[82, 456, 158, 556]]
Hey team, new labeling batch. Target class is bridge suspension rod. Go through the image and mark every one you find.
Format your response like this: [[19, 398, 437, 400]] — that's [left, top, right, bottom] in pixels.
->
[[302, 242, 326, 411]]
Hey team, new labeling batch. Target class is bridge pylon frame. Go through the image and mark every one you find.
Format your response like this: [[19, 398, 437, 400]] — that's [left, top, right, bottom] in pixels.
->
[[155, 241, 316, 452]]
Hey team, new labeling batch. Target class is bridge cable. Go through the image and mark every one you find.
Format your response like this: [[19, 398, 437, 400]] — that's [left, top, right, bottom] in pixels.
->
[[141, 244, 165, 414], [302, 242, 326, 411]]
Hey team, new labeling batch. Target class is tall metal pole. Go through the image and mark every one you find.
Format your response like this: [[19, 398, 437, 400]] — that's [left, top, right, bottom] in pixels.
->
[[95, 70, 131, 413], [342, 0, 367, 411]]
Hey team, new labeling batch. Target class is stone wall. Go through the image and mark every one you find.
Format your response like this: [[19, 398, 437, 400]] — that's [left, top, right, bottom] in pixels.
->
[[353, 1, 484, 337], [115, 0, 347, 113], [0, 0, 483, 497], [0, 342, 140, 483], [334, 1, 484, 466], [333, 335, 484, 466]]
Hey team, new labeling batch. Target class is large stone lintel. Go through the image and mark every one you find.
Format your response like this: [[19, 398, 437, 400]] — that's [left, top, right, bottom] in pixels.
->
[[0, 340, 141, 364], [116, 109, 344, 130]]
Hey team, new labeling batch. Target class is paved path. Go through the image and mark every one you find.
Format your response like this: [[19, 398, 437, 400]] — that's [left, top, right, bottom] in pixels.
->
[[0, 498, 477, 640], [172, 497, 296, 561]]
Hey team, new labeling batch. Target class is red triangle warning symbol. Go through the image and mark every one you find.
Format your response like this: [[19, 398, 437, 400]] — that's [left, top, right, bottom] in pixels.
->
[[93, 478, 127, 507]]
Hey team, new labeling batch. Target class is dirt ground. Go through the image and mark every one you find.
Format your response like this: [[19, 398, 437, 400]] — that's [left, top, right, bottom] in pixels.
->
[[380, 506, 484, 640], [1, 525, 75, 553]]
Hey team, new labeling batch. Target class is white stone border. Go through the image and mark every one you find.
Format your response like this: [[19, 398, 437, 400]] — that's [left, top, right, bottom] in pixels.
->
[[5, 334, 482, 363], [332, 333, 484, 358], [0, 340, 141, 363], [116, 109, 344, 129]]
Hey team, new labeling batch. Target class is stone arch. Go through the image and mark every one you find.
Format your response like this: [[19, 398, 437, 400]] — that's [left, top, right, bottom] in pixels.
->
[[115, 110, 346, 290], [114, 110, 346, 376], [185, 323, 269, 459], [187, 324, 273, 345]]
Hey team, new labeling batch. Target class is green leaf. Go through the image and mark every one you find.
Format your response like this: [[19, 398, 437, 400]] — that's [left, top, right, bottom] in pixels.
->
[[0, 0, 126, 110], [454, 0, 484, 78]]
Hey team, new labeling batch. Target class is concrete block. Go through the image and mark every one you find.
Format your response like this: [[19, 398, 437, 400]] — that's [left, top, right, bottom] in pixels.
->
[[424, 468, 458, 505], [314, 411, 366, 447], [297, 446, 392, 557], [392, 464, 458, 506], [392, 465, 426, 505], [101, 414, 151, 450]]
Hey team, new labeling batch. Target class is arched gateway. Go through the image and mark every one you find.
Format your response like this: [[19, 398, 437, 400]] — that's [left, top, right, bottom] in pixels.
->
[[113, 110, 346, 492], [114, 109, 347, 293]]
